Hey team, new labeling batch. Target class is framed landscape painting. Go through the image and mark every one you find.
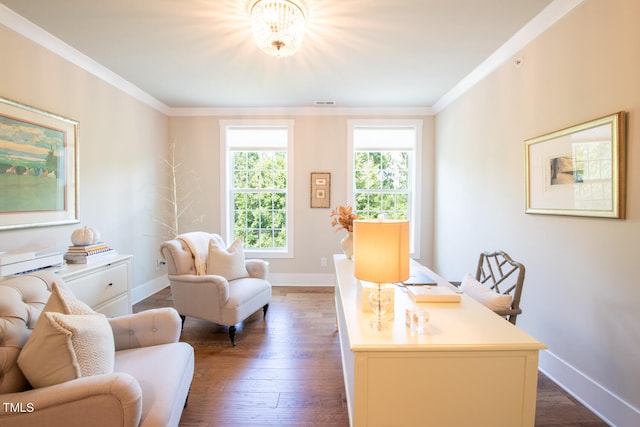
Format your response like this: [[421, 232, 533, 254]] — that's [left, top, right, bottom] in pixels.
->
[[0, 97, 79, 230], [525, 112, 626, 219]]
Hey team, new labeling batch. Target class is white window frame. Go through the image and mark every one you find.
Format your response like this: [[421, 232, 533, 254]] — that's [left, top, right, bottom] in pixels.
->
[[220, 119, 295, 258], [347, 119, 422, 258]]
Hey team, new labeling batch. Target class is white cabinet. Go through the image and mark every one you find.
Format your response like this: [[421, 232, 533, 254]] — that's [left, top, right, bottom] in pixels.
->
[[55, 255, 132, 317]]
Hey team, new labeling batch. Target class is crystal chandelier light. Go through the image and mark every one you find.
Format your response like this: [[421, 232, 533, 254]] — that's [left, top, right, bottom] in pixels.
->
[[250, 0, 307, 58]]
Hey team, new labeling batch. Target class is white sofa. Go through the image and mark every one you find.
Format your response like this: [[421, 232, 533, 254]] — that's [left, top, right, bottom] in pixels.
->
[[0, 271, 194, 427]]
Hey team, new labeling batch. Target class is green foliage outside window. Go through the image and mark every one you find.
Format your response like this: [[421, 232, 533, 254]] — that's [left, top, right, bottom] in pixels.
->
[[232, 151, 287, 249], [354, 151, 410, 220]]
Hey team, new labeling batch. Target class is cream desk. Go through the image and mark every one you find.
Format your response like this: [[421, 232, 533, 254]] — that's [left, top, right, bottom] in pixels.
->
[[334, 254, 546, 427]]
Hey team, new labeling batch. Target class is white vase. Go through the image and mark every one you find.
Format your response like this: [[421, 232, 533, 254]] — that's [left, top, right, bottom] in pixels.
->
[[341, 232, 354, 259]]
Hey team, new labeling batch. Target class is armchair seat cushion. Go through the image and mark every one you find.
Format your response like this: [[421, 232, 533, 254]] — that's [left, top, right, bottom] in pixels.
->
[[222, 278, 272, 325], [115, 342, 194, 427]]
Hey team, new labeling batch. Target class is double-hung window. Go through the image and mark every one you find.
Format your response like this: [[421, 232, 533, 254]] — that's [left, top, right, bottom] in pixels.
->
[[220, 120, 294, 258], [347, 119, 422, 257]]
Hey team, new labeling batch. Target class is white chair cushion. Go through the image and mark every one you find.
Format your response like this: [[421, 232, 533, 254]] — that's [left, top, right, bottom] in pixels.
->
[[460, 273, 512, 312], [220, 277, 272, 325], [207, 237, 249, 281], [115, 342, 194, 427]]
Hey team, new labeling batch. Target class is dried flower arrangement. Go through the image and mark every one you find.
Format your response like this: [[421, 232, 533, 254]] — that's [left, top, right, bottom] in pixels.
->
[[330, 205, 357, 232]]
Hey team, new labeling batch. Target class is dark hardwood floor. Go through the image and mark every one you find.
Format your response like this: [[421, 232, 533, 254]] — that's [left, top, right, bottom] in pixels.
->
[[134, 286, 608, 427]]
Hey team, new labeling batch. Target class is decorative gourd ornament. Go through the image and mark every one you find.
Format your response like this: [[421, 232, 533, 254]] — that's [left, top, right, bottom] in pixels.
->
[[71, 226, 101, 246]]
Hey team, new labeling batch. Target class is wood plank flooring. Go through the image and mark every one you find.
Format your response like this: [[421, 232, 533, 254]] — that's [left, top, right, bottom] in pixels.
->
[[134, 286, 608, 427]]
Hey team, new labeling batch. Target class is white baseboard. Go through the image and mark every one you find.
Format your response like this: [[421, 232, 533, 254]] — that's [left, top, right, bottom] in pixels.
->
[[131, 275, 169, 304], [539, 350, 639, 427]]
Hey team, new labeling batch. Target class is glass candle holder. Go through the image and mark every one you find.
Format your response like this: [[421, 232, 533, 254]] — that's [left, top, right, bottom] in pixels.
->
[[405, 307, 430, 334]]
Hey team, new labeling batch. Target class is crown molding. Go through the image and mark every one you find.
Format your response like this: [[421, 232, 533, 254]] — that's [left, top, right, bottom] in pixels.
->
[[0, 4, 432, 119], [168, 106, 434, 117], [0, 4, 170, 115], [433, 0, 584, 113], [2, 1, 582, 118]]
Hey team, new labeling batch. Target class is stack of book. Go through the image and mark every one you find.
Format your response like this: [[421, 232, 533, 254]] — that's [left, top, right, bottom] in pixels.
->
[[64, 242, 117, 264]]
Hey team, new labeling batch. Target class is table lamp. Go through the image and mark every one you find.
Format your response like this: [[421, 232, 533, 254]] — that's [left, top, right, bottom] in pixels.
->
[[353, 219, 410, 330]]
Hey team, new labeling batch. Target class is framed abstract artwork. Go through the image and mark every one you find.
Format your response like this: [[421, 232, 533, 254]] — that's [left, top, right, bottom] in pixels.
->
[[525, 112, 626, 218], [0, 97, 79, 230], [310, 172, 331, 208]]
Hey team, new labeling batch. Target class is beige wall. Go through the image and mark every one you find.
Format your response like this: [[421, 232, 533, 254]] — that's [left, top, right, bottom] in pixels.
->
[[4, 0, 637, 423], [169, 114, 435, 279], [0, 15, 435, 289], [434, 0, 639, 424], [0, 24, 169, 295]]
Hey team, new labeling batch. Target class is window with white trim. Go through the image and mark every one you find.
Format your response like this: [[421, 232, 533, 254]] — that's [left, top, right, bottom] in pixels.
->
[[347, 120, 422, 257], [220, 120, 294, 258]]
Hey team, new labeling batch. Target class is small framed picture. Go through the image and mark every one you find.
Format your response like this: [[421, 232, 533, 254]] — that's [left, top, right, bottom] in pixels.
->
[[311, 172, 331, 208]]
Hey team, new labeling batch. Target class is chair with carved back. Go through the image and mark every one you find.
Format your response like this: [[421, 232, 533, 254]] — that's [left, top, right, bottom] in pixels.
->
[[473, 250, 525, 325], [452, 250, 526, 325]]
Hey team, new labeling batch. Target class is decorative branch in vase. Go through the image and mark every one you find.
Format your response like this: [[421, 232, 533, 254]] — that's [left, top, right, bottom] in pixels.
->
[[330, 205, 357, 259]]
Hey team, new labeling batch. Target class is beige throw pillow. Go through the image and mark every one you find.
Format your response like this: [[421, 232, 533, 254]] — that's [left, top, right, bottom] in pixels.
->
[[460, 273, 513, 312], [207, 237, 250, 281], [17, 282, 115, 388], [41, 281, 95, 315]]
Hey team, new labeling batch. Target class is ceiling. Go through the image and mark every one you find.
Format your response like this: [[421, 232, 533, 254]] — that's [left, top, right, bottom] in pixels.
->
[[0, 0, 561, 110]]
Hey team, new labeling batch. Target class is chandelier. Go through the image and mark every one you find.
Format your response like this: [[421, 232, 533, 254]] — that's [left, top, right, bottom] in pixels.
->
[[249, 0, 307, 58]]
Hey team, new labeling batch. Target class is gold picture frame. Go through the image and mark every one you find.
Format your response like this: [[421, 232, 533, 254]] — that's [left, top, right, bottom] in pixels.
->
[[310, 172, 330, 208], [0, 97, 79, 230], [525, 112, 626, 218]]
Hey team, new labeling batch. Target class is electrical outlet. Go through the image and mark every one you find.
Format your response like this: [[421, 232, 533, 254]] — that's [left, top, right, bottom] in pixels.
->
[[320, 257, 327, 267], [156, 258, 166, 270]]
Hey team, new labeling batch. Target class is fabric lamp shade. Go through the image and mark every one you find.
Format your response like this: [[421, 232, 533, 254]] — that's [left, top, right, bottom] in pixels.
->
[[353, 219, 410, 284]]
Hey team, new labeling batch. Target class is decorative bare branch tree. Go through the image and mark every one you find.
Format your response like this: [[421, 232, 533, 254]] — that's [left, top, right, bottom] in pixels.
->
[[155, 142, 203, 239]]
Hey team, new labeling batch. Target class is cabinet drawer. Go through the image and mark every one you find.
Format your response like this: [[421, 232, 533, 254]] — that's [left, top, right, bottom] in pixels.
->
[[66, 262, 128, 308], [95, 294, 129, 318]]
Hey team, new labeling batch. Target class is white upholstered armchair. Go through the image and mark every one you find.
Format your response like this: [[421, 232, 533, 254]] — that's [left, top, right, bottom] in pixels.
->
[[0, 271, 194, 427], [159, 232, 271, 346]]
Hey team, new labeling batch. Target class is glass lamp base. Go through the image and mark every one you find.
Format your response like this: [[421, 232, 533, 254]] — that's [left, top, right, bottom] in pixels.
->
[[369, 284, 391, 331]]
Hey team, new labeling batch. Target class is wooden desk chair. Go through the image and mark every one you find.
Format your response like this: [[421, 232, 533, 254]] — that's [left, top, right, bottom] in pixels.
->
[[452, 251, 525, 325], [474, 250, 525, 325]]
